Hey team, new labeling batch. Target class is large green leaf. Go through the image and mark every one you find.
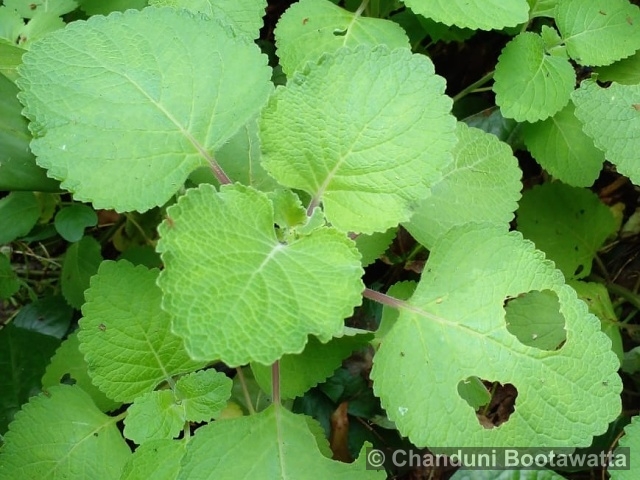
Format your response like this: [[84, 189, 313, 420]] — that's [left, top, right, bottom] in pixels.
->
[[521, 102, 605, 187], [404, 122, 522, 249], [261, 45, 456, 234], [402, 0, 529, 30], [571, 80, 640, 186], [157, 184, 364, 366], [149, 0, 266, 39], [494, 32, 575, 122], [556, 0, 640, 67], [177, 405, 383, 478], [516, 182, 617, 280], [595, 51, 640, 85], [78, 260, 205, 402], [0, 385, 131, 480], [371, 224, 621, 447], [17, 7, 272, 212], [275, 0, 409, 76]]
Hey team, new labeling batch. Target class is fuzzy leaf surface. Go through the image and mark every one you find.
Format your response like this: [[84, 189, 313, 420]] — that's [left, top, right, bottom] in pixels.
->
[[571, 80, 640, 186], [149, 0, 266, 39], [402, 0, 529, 30], [177, 405, 383, 479], [0, 386, 131, 480], [517, 183, 616, 280], [275, 0, 409, 76], [261, 45, 456, 234], [157, 184, 364, 366], [251, 329, 373, 399], [556, 0, 640, 67], [17, 7, 272, 212], [405, 122, 521, 249], [494, 32, 575, 122], [521, 102, 604, 187], [175, 369, 232, 423], [124, 390, 184, 444], [120, 439, 186, 480], [371, 224, 621, 447], [78, 260, 205, 402]]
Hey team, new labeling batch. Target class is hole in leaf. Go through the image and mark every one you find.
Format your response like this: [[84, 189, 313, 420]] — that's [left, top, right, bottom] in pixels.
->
[[60, 373, 76, 385], [503, 289, 566, 351], [333, 28, 347, 36], [459, 378, 517, 429]]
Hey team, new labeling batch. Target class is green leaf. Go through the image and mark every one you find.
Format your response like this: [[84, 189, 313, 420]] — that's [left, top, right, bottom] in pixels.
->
[[504, 290, 566, 350], [17, 12, 65, 49], [494, 32, 575, 122], [595, 51, 640, 85], [0, 385, 131, 480], [0, 42, 24, 82], [177, 405, 383, 479], [78, 0, 147, 15], [275, 0, 409, 76], [60, 236, 102, 309], [251, 329, 373, 399], [13, 295, 72, 339], [517, 183, 617, 279], [556, 0, 640, 67], [149, 0, 266, 40], [355, 228, 396, 267], [157, 184, 364, 365], [175, 369, 232, 423], [571, 80, 640, 186], [528, 0, 559, 19], [4, 0, 77, 18], [42, 332, 121, 413], [405, 122, 522, 249], [371, 224, 621, 447], [261, 45, 456, 234], [0, 7, 23, 45], [463, 107, 521, 147], [124, 390, 184, 444], [78, 260, 205, 402], [402, 0, 529, 30], [120, 439, 186, 480], [17, 7, 272, 212], [54, 204, 98, 243], [612, 415, 640, 480], [457, 376, 491, 410], [0, 74, 59, 191], [0, 253, 19, 299], [376, 280, 416, 341], [0, 192, 40, 243], [0, 324, 60, 433], [521, 102, 605, 187]]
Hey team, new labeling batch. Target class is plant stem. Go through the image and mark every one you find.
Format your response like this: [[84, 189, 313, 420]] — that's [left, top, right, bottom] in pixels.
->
[[272, 361, 281, 406], [363, 287, 406, 309], [452, 71, 495, 103], [591, 274, 640, 311], [355, 0, 370, 18], [209, 157, 232, 185], [236, 367, 256, 415]]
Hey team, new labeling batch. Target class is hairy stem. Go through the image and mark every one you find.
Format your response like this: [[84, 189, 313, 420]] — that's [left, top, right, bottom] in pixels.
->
[[209, 157, 232, 185], [236, 367, 256, 415]]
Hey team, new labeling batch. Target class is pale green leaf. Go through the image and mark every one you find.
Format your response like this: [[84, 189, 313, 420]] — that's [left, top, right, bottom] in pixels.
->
[[0, 192, 40, 243], [556, 0, 640, 67], [78, 260, 205, 402], [251, 329, 373, 399], [494, 32, 575, 122], [402, 0, 529, 30], [275, 0, 409, 76], [355, 228, 396, 267], [0, 253, 19, 299], [17, 13, 65, 49], [571, 80, 640, 186], [527, 0, 558, 19], [177, 405, 383, 479], [595, 51, 640, 85], [54, 204, 98, 243], [261, 45, 456, 234], [60, 236, 102, 309], [78, 0, 147, 15], [42, 332, 121, 413], [371, 224, 621, 447], [157, 184, 364, 366], [120, 439, 186, 480], [0, 42, 23, 82], [0, 7, 23, 45], [124, 390, 184, 444], [504, 290, 566, 350], [516, 182, 617, 279], [175, 369, 232, 423], [4, 0, 77, 18], [612, 416, 640, 480], [149, 0, 266, 39], [17, 7, 272, 212], [405, 122, 521, 249], [521, 102, 604, 187], [0, 385, 131, 480]]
